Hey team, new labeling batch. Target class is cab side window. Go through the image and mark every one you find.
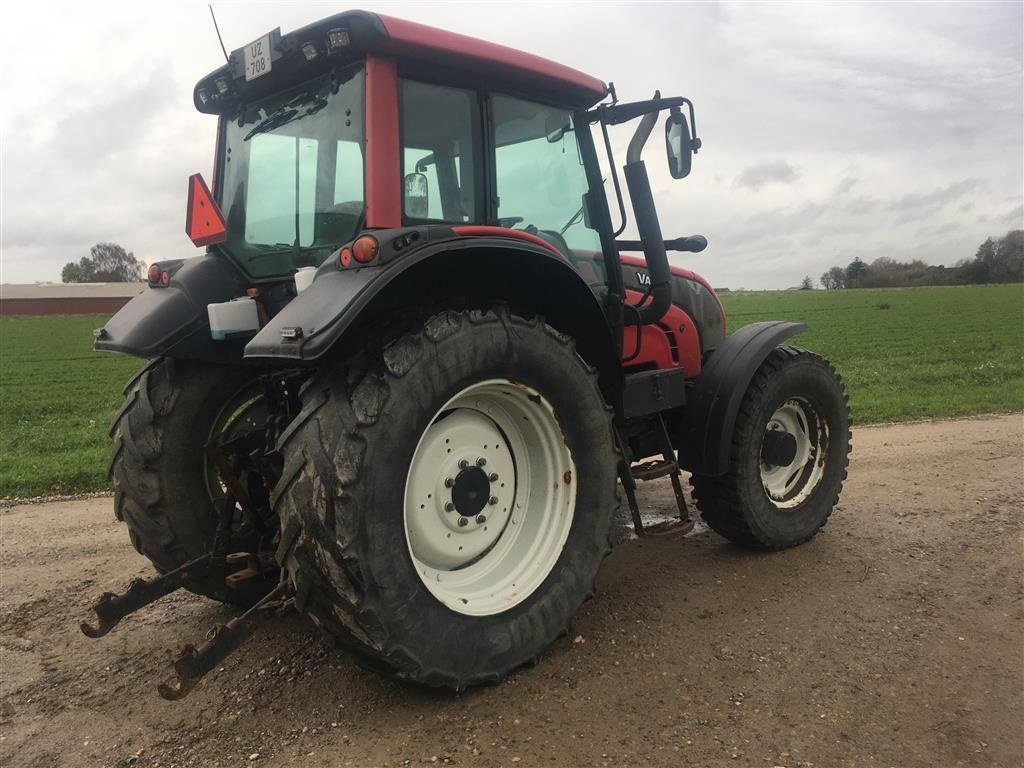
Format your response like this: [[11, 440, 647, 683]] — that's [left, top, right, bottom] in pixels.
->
[[491, 94, 601, 254], [400, 80, 479, 222]]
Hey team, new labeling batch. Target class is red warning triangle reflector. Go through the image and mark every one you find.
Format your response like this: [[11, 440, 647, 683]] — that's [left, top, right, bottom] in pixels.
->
[[185, 173, 228, 247]]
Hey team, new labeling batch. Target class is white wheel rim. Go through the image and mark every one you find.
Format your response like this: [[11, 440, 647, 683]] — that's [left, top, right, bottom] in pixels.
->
[[759, 397, 828, 509], [403, 379, 577, 616]]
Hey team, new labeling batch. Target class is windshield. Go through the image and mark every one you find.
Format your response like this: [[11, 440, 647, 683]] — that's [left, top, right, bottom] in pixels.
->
[[218, 65, 364, 279]]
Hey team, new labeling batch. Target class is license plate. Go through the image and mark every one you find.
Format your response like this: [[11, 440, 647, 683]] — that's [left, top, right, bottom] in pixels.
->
[[244, 33, 272, 82]]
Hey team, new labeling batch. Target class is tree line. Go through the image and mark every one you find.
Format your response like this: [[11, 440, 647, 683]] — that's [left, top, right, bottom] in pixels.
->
[[819, 230, 1023, 289], [62, 243, 144, 283]]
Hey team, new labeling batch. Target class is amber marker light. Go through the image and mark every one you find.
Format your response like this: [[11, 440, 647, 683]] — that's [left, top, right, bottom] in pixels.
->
[[352, 235, 379, 263]]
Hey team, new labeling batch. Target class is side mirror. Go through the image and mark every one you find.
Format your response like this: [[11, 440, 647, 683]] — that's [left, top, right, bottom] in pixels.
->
[[665, 112, 693, 179], [404, 172, 429, 218]]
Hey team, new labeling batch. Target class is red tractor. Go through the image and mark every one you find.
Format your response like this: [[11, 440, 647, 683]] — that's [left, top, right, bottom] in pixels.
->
[[85, 10, 851, 695]]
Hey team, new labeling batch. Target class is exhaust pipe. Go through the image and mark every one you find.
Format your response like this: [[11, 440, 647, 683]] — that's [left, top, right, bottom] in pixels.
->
[[622, 103, 671, 325]]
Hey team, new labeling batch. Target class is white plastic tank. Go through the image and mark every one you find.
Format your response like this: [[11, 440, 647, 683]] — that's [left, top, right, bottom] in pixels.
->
[[208, 297, 260, 340]]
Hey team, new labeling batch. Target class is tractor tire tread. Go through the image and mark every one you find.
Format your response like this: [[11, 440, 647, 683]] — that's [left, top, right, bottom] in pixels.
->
[[690, 346, 852, 550], [274, 306, 618, 689]]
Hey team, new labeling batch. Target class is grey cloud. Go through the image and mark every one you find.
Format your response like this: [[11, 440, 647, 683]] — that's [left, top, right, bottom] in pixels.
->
[[48, 69, 177, 164], [891, 179, 981, 225], [915, 221, 961, 238], [892, 179, 980, 211], [733, 161, 800, 190], [833, 177, 859, 196], [979, 204, 1024, 229], [999, 204, 1024, 227], [843, 197, 880, 216]]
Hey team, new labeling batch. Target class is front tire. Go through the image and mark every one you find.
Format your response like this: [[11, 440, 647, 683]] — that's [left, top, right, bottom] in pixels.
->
[[273, 308, 618, 689], [690, 346, 852, 549]]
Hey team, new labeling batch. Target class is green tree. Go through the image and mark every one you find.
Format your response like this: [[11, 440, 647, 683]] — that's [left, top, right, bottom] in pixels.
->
[[60, 261, 87, 282], [992, 230, 1024, 283], [968, 237, 996, 283], [61, 243, 143, 283], [800, 275, 813, 290], [976, 236, 997, 266], [827, 266, 846, 289], [845, 257, 868, 287]]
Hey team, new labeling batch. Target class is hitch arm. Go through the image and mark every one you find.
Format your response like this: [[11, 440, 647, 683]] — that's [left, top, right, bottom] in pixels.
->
[[157, 581, 291, 700], [80, 554, 213, 638]]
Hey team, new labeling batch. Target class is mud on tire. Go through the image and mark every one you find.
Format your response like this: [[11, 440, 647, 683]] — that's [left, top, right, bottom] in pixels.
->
[[108, 357, 267, 603], [273, 308, 619, 689], [690, 345, 852, 550]]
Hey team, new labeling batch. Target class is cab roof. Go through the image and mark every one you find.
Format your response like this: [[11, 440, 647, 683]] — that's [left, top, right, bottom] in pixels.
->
[[194, 10, 608, 115]]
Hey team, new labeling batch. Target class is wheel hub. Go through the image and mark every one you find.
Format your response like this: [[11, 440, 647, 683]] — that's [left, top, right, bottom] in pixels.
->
[[761, 428, 798, 467], [759, 398, 827, 509], [451, 466, 491, 518]]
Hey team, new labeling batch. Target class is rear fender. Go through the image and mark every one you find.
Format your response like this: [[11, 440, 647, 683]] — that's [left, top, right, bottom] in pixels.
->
[[678, 321, 807, 476], [94, 256, 253, 362], [244, 232, 621, 393]]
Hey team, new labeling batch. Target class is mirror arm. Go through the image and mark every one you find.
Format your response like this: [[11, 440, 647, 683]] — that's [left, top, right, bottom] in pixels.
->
[[589, 95, 687, 126], [590, 95, 701, 154], [415, 153, 437, 172]]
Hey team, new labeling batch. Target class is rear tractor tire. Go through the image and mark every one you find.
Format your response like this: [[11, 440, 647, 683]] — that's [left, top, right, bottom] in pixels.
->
[[690, 346, 852, 550], [109, 357, 273, 603], [273, 308, 619, 689]]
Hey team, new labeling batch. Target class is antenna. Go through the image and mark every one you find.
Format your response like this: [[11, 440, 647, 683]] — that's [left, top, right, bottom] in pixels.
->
[[208, 4, 230, 63]]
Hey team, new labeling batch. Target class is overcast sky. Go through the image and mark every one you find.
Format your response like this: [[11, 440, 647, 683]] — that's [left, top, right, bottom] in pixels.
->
[[2, 1, 1021, 289]]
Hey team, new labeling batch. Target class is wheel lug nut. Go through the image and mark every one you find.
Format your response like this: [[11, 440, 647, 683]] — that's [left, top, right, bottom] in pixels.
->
[[445, 502, 455, 512], [476, 514, 487, 524], [458, 517, 468, 527], [488, 496, 498, 506], [444, 477, 455, 488], [476, 457, 487, 467], [488, 473, 499, 482], [458, 459, 469, 470]]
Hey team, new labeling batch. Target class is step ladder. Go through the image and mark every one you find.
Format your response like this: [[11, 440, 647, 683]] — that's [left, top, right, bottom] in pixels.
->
[[616, 412, 694, 537]]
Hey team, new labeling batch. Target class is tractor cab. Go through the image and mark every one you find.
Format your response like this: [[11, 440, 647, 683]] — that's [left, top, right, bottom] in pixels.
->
[[182, 9, 721, 375], [194, 11, 611, 282]]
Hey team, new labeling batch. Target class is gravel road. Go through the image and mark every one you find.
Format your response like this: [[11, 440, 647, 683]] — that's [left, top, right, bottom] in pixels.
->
[[2, 414, 1021, 768]]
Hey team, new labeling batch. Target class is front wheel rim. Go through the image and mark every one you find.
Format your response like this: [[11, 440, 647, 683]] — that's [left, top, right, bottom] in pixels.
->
[[759, 397, 829, 509], [403, 379, 577, 617]]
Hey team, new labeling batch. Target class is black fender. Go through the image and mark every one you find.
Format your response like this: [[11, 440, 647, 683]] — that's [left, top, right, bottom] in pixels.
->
[[678, 320, 807, 477], [244, 233, 621, 392], [94, 256, 254, 363]]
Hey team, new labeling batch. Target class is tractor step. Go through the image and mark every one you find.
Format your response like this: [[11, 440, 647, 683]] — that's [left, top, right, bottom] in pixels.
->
[[616, 412, 694, 538], [631, 458, 679, 482]]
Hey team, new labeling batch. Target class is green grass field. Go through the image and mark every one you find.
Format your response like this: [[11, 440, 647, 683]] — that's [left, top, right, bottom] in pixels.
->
[[720, 284, 1023, 424], [0, 315, 141, 498], [1, 284, 1021, 498]]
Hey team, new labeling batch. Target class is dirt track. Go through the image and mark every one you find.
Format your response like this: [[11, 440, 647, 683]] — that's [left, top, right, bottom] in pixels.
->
[[2, 414, 1022, 768]]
